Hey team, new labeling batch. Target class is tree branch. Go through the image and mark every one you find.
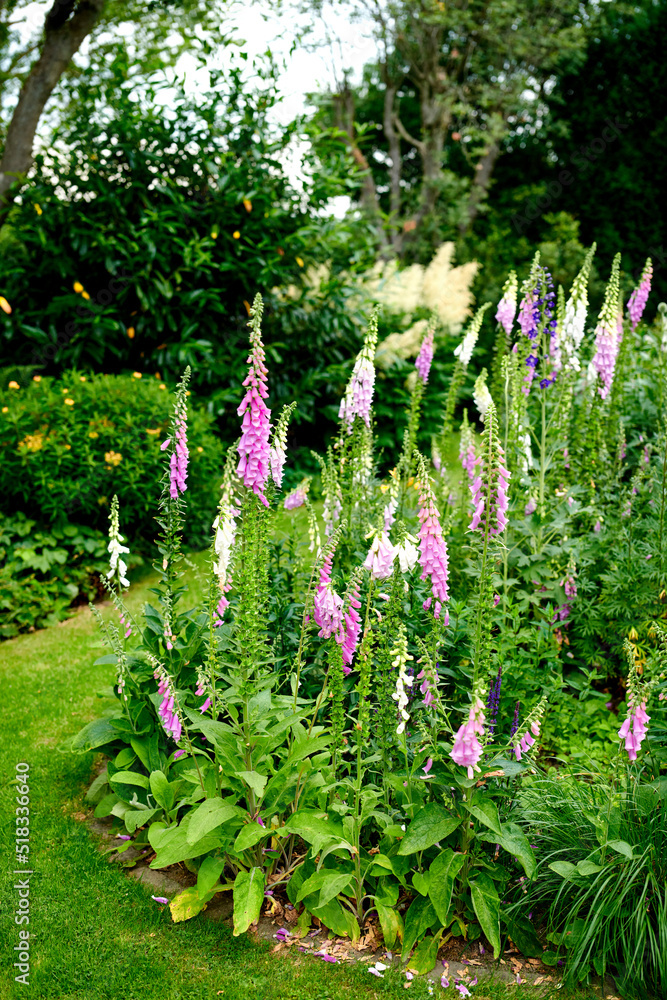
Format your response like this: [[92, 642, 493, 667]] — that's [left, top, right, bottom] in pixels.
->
[[392, 113, 425, 156], [0, 0, 106, 227]]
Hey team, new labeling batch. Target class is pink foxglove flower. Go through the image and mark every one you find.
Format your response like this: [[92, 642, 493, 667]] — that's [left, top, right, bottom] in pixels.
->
[[450, 696, 485, 778], [154, 668, 182, 744], [313, 545, 344, 641], [627, 258, 652, 332], [468, 404, 510, 537], [341, 578, 362, 667], [237, 295, 272, 505], [592, 253, 621, 400], [416, 464, 450, 620], [169, 403, 189, 498], [415, 324, 435, 383], [363, 532, 396, 580], [619, 700, 650, 761], [269, 401, 296, 488], [339, 312, 378, 433], [495, 270, 517, 336], [284, 479, 310, 510]]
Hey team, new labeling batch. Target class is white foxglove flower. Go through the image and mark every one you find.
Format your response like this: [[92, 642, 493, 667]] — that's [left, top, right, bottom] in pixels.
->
[[107, 494, 130, 589], [396, 534, 419, 573], [473, 370, 493, 422], [391, 625, 414, 735]]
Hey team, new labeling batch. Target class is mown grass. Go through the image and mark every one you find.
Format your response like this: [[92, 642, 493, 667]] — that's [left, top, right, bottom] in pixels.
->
[[0, 553, 609, 1000]]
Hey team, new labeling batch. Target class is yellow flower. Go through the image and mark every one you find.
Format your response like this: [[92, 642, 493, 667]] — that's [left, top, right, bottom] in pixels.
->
[[127, 327, 135, 339], [81, 291, 91, 301], [19, 433, 44, 452], [64, 443, 71, 450], [89, 431, 99, 439], [210, 230, 218, 240], [158, 383, 167, 390], [196, 446, 203, 453], [73, 282, 84, 294], [1, 406, 8, 413], [33, 375, 42, 382], [154, 372, 162, 380], [8, 380, 20, 389], [98, 496, 107, 506], [0, 296, 12, 315], [35, 203, 43, 216], [132, 371, 142, 379], [243, 198, 252, 213], [104, 451, 123, 466], [79, 375, 86, 382], [232, 230, 241, 239], [296, 256, 304, 268], [64, 398, 75, 406], [145, 428, 161, 436]]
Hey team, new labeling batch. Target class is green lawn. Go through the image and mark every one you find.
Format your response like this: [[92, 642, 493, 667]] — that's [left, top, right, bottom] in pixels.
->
[[0, 555, 610, 1000]]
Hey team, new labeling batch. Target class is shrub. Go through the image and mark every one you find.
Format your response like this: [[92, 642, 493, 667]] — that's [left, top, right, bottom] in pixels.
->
[[0, 512, 110, 638], [0, 370, 224, 547]]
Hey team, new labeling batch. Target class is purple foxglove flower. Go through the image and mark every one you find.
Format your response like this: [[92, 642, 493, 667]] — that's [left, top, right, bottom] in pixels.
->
[[415, 325, 435, 383], [339, 313, 378, 432], [173, 749, 185, 759], [618, 700, 650, 761], [422, 757, 433, 775], [416, 472, 449, 619], [199, 697, 212, 714], [237, 295, 272, 505], [284, 480, 309, 509], [151, 896, 169, 904], [459, 410, 476, 482], [627, 259, 652, 331], [450, 695, 485, 778], [169, 413, 189, 498]]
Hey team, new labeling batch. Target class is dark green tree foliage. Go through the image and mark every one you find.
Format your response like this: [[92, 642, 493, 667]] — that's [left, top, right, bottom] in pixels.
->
[[0, 58, 373, 454]]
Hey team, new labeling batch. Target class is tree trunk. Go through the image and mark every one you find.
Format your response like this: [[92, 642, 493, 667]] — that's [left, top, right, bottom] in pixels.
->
[[382, 80, 403, 255], [0, 0, 106, 228], [460, 139, 501, 234]]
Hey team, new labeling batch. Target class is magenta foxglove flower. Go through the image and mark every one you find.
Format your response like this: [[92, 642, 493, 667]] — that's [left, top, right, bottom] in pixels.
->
[[422, 757, 433, 775], [459, 410, 476, 481], [495, 270, 517, 336], [237, 296, 272, 505], [341, 579, 362, 667], [469, 421, 510, 537], [513, 716, 542, 761], [169, 405, 189, 498], [416, 472, 450, 619], [363, 532, 396, 580], [627, 259, 652, 331], [313, 546, 344, 641], [415, 325, 435, 383], [154, 668, 182, 743], [450, 696, 485, 778]]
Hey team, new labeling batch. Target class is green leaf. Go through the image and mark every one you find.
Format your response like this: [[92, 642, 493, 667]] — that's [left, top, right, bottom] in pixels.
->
[[93, 792, 118, 818], [197, 856, 226, 896], [470, 873, 501, 958], [401, 895, 437, 961], [232, 867, 265, 936], [502, 913, 542, 958], [375, 900, 403, 950], [186, 798, 239, 845], [541, 949, 561, 967], [548, 860, 578, 880], [406, 930, 443, 976], [464, 799, 502, 837], [235, 770, 268, 799], [296, 869, 354, 908], [109, 770, 150, 790], [398, 803, 461, 855], [412, 872, 430, 896], [284, 810, 349, 854], [427, 849, 465, 924], [124, 807, 159, 834], [577, 859, 603, 875], [607, 839, 634, 859], [170, 886, 206, 923], [70, 717, 121, 752], [234, 822, 271, 853], [497, 822, 537, 880], [150, 827, 223, 869], [150, 770, 174, 811], [310, 898, 359, 942]]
